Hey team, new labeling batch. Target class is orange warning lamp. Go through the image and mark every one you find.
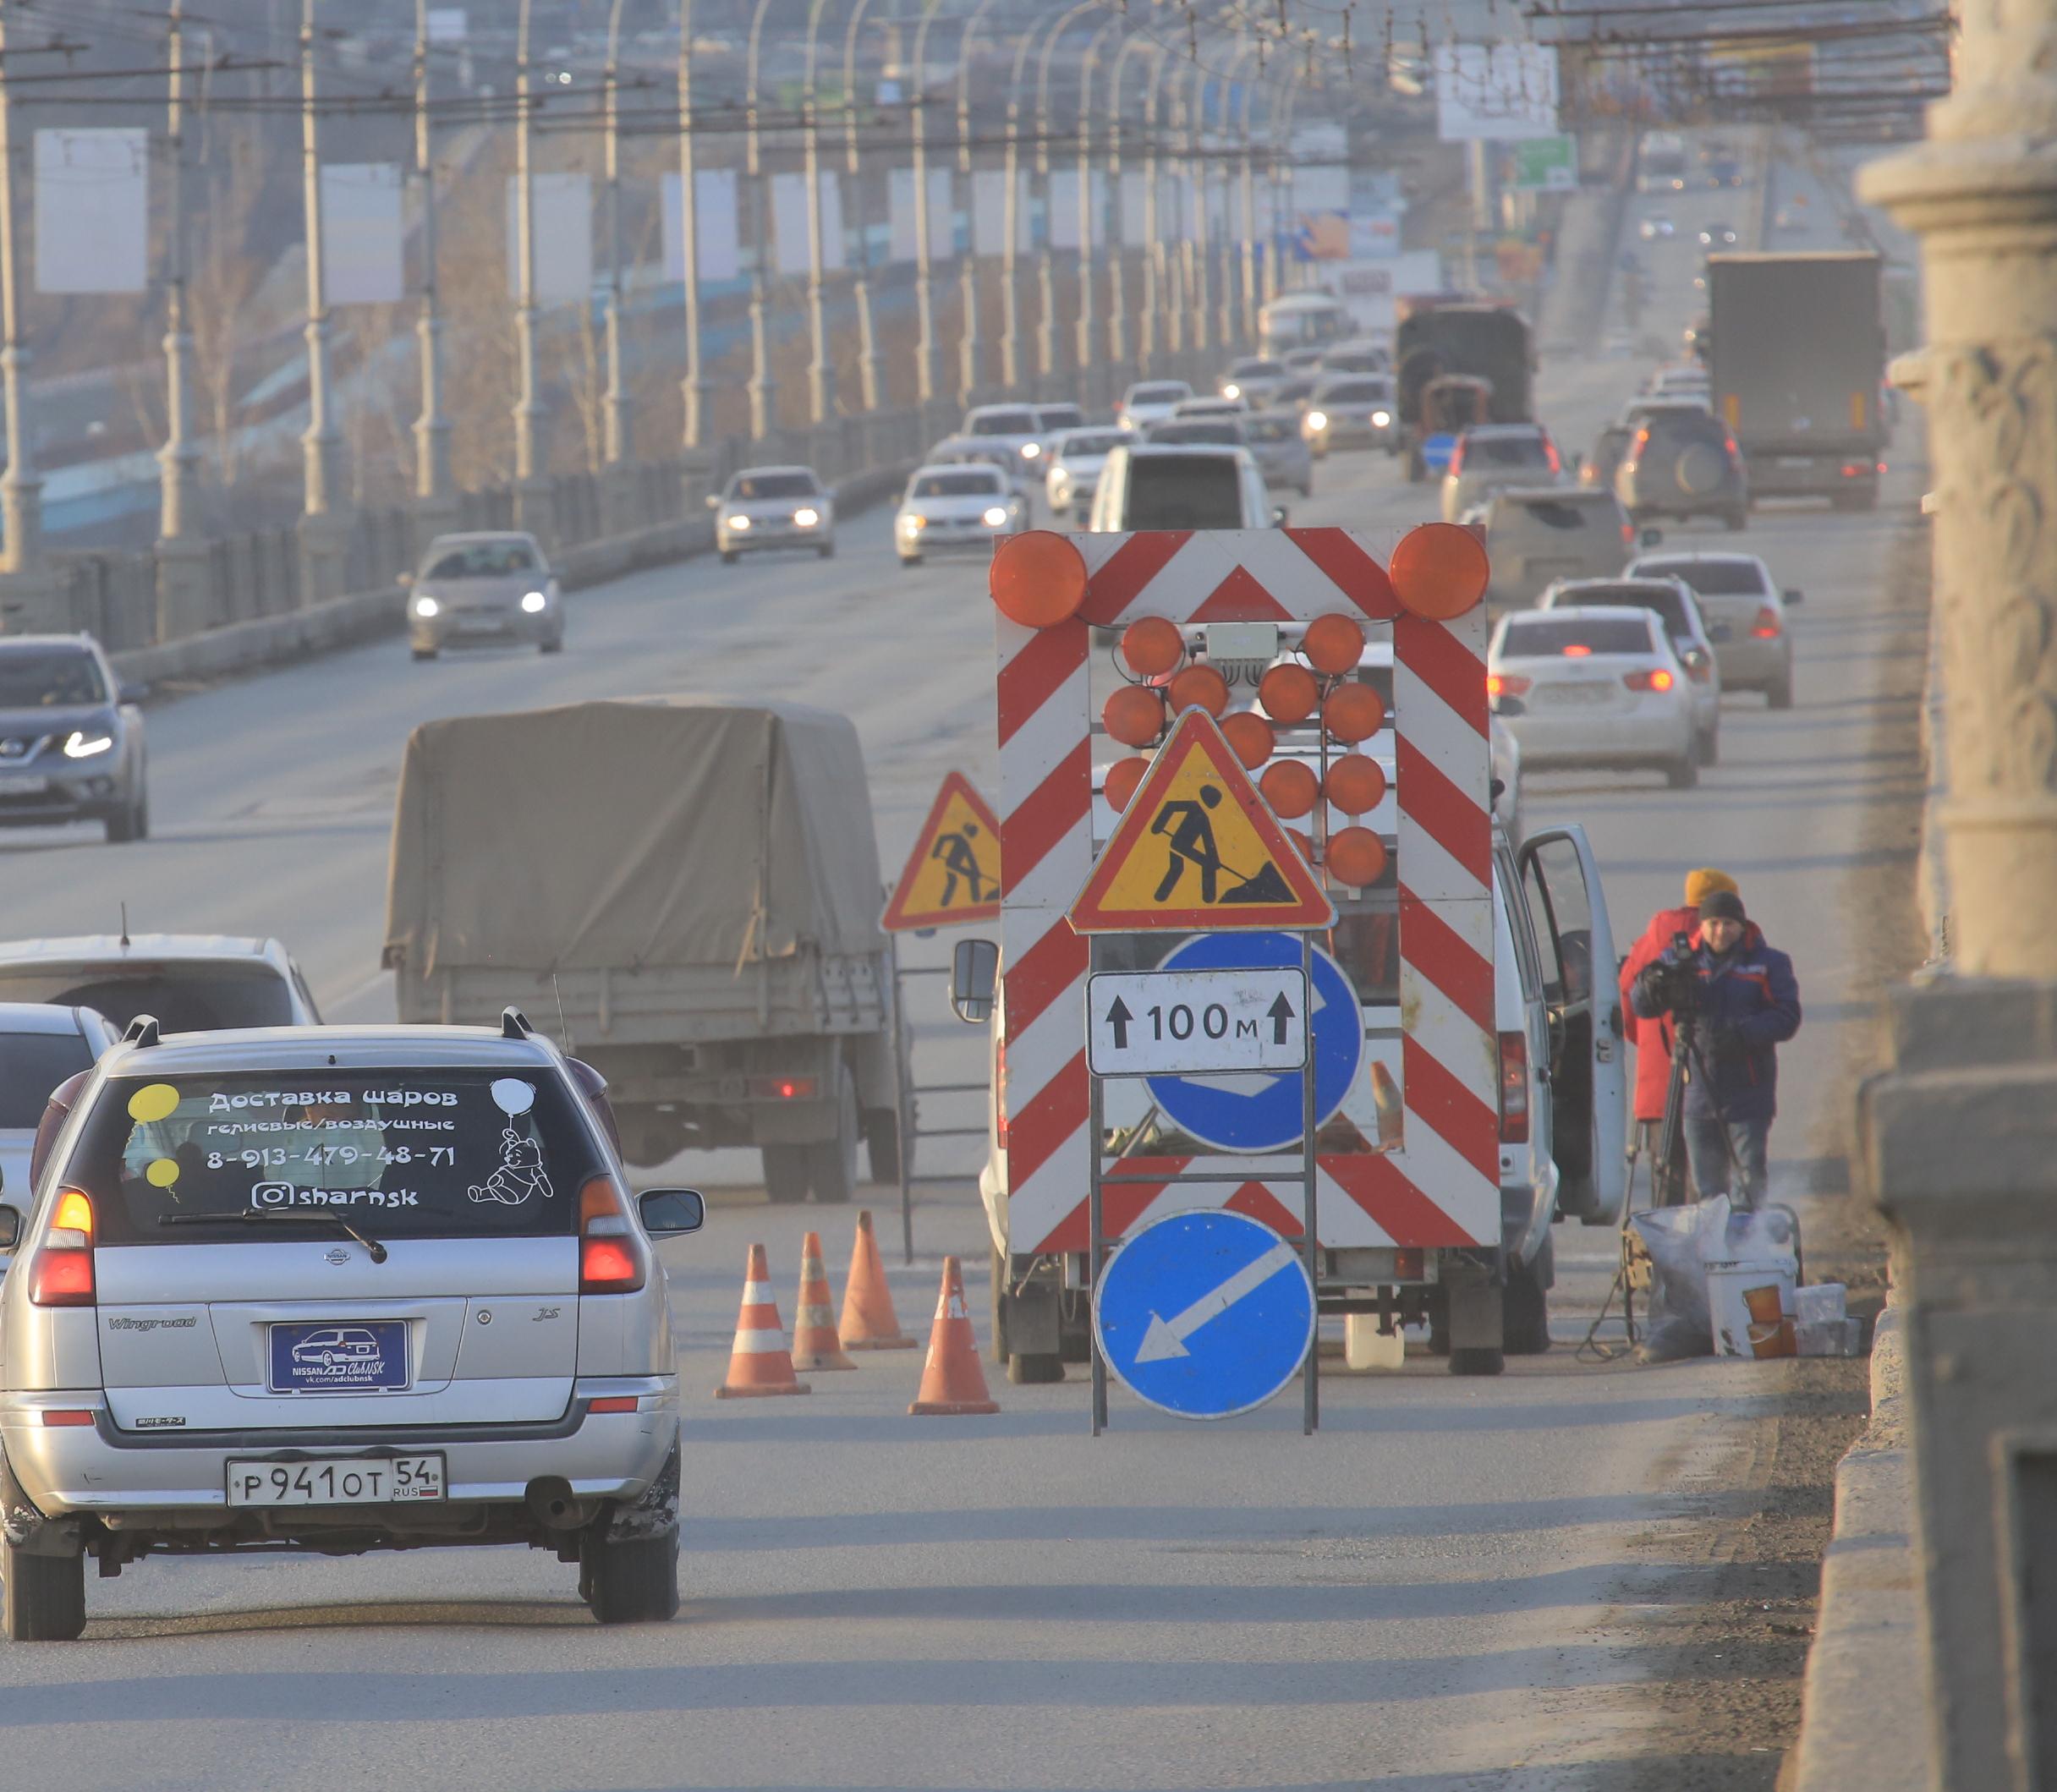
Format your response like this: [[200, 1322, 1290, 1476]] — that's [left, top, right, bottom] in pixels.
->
[[1257, 661, 1319, 724], [1120, 617, 1184, 677], [990, 529, 1089, 628], [1167, 664, 1230, 718], [1390, 523, 1489, 620], [1259, 758, 1319, 819], [1327, 825, 1388, 887], [1103, 756, 1148, 812], [1322, 682, 1385, 745], [1324, 754, 1387, 814], [1220, 710, 1275, 770], [1302, 612, 1366, 676], [1102, 685, 1166, 748]]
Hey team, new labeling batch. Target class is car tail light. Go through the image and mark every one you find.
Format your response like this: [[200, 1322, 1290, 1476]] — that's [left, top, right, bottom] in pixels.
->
[[1724, 435, 1741, 458], [1497, 1032, 1529, 1143], [27, 1186, 95, 1308], [40, 1410, 95, 1428], [1632, 426, 1651, 453], [1562, 644, 1593, 658], [1753, 606, 1783, 638], [577, 1175, 646, 1295], [1624, 667, 1676, 692], [1621, 520, 1635, 544], [1487, 672, 1531, 699], [749, 1075, 817, 1101], [1543, 438, 1561, 474], [1840, 462, 1868, 478]]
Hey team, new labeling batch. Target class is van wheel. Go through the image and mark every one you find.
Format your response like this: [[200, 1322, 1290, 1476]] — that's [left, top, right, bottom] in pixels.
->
[[818, 542, 835, 560], [1448, 1345, 1506, 1377], [805, 1066, 859, 1203], [1665, 755, 1699, 790], [2, 1540, 85, 1641], [720, 550, 739, 565], [1504, 1259, 1552, 1356], [411, 645, 437, 661], [1698, 728, 1720, 768], [580, 1529, 678, 1625], [761, 1143, 808, 1203]]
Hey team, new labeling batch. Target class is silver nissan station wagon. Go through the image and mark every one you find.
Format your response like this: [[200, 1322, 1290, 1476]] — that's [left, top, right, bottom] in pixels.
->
[[0, 1010, 703, 1640]]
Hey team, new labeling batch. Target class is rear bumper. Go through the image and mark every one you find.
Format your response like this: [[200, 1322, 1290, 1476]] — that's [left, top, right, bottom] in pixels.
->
[[0, 1377, 678, 1518], [1712, 638, 1790, 691], [1502, 708, 1692, 767]]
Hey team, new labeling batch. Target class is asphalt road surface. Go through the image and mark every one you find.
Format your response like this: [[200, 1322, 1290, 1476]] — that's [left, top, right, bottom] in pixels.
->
[[0, 138, 1919, 1790]]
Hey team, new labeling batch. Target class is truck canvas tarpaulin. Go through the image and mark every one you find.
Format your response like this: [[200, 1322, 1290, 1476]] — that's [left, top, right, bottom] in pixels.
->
[[383, 696, 886, 978]]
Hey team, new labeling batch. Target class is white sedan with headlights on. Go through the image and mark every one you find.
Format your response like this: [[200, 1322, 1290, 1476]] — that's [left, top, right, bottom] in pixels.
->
[[406, 531, 564, 660], [1044, 426, 1135, 522], [708, 465, 836, 562], [895, 463, 1026, 566], [1488, 606, 1700, 790], [1302, 375, 1398, 458]]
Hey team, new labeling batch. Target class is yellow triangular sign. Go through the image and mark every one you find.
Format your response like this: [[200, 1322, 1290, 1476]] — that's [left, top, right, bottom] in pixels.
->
[[881, 771, 1003, 931], [1069, 709, 1336, 934]]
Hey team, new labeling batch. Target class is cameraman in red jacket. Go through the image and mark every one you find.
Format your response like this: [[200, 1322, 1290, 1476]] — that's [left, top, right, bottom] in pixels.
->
[[1619, 868, 1739, 1203]]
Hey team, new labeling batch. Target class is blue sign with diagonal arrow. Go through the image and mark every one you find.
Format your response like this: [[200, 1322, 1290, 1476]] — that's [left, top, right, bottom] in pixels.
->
[[1092, 1208, 1316, 1419]]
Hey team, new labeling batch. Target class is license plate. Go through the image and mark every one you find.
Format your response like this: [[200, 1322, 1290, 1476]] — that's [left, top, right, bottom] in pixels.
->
[[268, 1320, 409, 1393], [0, 775, 48, 793], [225, 1454, 444, 1507], [456, 614, 504, 633], [1777, 456, 1814, 469], [1541, 682, 1613, 706]]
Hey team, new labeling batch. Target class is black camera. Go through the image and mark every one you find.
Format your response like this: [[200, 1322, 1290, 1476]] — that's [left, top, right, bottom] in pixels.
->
[[1637, 931, 1703, 1018]]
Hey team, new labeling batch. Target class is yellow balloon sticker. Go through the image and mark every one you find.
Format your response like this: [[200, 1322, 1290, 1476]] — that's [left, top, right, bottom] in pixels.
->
[[145, 1159, 180, 1188], [127, 1083, 180, 1124]]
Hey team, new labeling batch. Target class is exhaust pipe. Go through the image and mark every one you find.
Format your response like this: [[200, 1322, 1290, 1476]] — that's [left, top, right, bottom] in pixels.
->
[[524, 1476, 593, 1532]]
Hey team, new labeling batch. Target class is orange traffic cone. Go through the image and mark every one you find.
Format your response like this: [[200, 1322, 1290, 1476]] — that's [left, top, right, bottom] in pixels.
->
[[713, 1244, 811, 1398], [792, 1230, 856, 1371], [838, 1209, 918, 1351], [908, 1256, 1000, 1416]]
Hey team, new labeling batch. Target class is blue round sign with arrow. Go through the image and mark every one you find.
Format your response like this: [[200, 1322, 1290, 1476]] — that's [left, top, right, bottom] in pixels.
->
[[1093, 1208, 1316, 1419], [1144, 931, 1362, 1152]]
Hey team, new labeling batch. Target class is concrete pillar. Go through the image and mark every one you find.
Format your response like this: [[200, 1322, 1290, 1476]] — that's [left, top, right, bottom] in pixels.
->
[[1857, 3, 2057, 1784]]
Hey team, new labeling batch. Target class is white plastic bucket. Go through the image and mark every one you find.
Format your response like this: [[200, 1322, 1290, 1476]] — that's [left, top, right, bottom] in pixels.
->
[[1707, 1261, 1796, 1359]]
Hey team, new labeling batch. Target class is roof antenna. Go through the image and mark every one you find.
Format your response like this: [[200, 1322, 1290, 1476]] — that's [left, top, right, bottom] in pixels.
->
[[120, 901, 130, 950], [551, 973, 576, 1055]]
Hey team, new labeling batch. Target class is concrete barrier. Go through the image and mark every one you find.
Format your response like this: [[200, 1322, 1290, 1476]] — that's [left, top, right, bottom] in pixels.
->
[[111, 460, 919, 695], [1786, 1306, 1931, 1791]]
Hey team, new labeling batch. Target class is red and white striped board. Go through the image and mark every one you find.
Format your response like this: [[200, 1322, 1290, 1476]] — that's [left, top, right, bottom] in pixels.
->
[[994, 527, 1497, 1257]]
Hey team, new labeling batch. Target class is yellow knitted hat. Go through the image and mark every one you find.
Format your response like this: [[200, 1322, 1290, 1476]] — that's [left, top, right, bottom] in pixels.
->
[[1683, 867, 1739, 908]]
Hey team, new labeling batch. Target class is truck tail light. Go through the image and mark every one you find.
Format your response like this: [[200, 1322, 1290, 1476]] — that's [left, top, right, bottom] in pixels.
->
[[1624, 667, 1676, 693], [27, 1186, 96, 1308], [1543, 438, 1561, 474], [1752, 606, 1783, 638], [1392, 1248, 1423, 1281], [1497, 1033, 1530, 1143], [577, 1175, 646, 1295], [749, 1075, 817, 1101], [1486, 673, 1531, 699], [1840, 462, 1868, 478]]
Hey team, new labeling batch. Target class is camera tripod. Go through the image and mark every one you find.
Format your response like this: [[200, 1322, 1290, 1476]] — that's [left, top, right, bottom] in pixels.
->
[[1641, 1009, 1748, 1208]]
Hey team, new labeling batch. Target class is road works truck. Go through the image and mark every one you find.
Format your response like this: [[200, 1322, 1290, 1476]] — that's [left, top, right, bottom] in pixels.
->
[[383, 697, 903, 1202], [1707, 251, 1886, 510], [1395, 302, 1535, 479], [963, 527, 1625, 1385]]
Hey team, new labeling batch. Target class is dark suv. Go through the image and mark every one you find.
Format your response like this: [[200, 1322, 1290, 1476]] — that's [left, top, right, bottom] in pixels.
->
[[1614, 403, 1747, 530]]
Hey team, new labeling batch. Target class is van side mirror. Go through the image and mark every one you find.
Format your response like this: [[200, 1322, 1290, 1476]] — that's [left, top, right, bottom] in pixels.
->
[[951, 937, 999, 1025], [1640, 526, 1665, 547], [637, 1187, 706, 1236], [0, 1205, 20, 1252], [1783, 589, 1803, 606]]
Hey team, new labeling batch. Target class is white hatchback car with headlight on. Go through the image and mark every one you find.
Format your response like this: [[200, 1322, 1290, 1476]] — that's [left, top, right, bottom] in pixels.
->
[[1489, 606, 1698, 789], [896, 463, 1025, 565], [709, 465, 835, 562]]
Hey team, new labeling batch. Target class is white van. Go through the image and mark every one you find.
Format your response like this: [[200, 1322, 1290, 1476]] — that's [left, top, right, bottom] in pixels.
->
[[1086, 443, 1283, 533], [956, 815, 1626, 1382]]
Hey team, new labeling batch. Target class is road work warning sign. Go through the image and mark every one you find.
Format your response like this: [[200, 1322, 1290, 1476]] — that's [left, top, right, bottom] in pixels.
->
[[1068, 709, 1336, 934], [881, 770, 1004, 931]]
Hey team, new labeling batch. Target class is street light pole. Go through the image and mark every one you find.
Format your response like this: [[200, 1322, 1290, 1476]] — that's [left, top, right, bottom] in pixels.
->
[[955, 0, 1005, 406], [601, 0, 633, 475], [1072, 16, 1122, 388], [842, 0, 883, 414], [1187, 63, 1212, 363], [744, 0, 779, 440], [1000, 22, 1039, 392], [1237, 54, 1262, 347], [1139, 41, 1172, 374], [299, 0, 348, 591], [677, 0, 709, 451], [801, 0, 837, 428], [156, 0, 200, 553], [1103, 35, 1149, 379], [411, 0, 453, 529], [910, 0, 950, 411], [1034, 2, 1097, 387], [512, 0, 552, 534]]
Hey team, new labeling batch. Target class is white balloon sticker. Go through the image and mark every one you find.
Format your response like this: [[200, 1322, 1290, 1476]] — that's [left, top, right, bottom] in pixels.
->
[[490, 1078, 537, 1117]]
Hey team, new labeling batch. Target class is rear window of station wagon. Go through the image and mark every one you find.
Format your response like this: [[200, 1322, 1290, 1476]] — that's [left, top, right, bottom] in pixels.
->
[[68, 1069, 609, 1244]]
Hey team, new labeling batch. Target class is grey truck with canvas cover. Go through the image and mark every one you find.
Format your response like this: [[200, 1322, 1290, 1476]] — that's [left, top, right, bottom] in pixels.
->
[[383, 699, 903, 1203]]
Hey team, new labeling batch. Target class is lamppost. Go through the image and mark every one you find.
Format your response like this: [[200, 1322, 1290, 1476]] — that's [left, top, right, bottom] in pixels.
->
[[158, 0, 200, 549], [1071, 16, 1122, 390], [743, 0, 781, 440], [1185, 61, 1212, 362], [1138, 39, 1174, 373], [954, 0, 1007, 405], [1103, 34, 1151, 377], [842, 0, 884, 413], [677, 0, 710, 453], [801, 0, 839, 429], [409, 0, 454, 539], [999, 19, 1041, 392], [1266, 79, 1301, 304], [1034, 1, 1098, 386], [1237, 48, 1264, 344], [601, 0, 633, 494], [511, 0, 552, 540], [299, 0, 349, 593], [909, 0, 950, 409]]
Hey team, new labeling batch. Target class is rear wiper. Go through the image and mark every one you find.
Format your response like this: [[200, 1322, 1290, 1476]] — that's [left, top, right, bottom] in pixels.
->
[[158, 1208, 389, 1263]]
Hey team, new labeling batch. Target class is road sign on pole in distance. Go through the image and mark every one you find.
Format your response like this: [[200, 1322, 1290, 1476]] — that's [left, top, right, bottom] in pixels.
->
[[881, 771, 1003, 931], [1087, 966, 1308, 1078], [1092, 1208, 1317, 1419], [1068, 708, 1335, 934]]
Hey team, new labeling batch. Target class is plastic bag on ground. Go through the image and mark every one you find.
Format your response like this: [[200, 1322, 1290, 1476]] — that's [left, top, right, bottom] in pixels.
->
[[1629, 1196, 1802, 1362]]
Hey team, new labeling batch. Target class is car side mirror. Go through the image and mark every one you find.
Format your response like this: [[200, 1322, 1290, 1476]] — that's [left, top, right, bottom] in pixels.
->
[[1640, 526, 1665, 547], [951, 937, 999, 1025], [0, 1205, 19, 1252], [637, 1187, 706, 1237], [1271, 506, 1289, 528], [1783, 589, 1803, 606], [396, 570, 414, 588], [119, 681, 149, 704], [704, 492, 721, 509]]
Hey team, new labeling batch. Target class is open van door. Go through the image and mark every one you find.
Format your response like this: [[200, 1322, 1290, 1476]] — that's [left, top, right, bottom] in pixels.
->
[[1516, 827, 1628, 1226]]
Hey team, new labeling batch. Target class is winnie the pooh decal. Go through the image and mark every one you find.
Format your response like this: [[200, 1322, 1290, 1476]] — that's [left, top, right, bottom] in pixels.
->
[[469, 1127, 553, 1206]]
